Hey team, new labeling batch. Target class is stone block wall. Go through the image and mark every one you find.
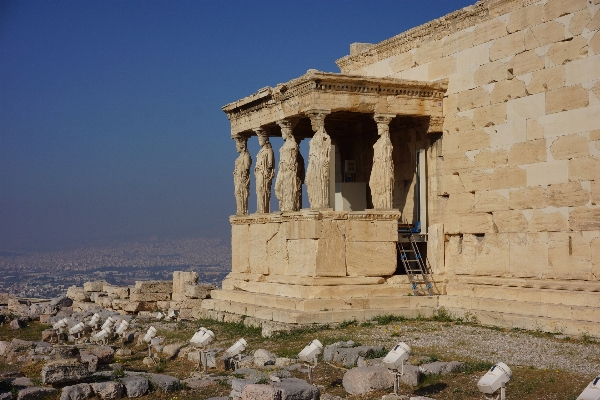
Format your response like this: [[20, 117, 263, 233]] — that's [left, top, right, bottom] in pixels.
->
[[337, 0, 600, 281]]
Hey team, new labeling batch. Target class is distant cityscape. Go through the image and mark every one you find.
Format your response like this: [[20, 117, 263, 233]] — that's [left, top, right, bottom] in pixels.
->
[[0, 237, 231, 298]]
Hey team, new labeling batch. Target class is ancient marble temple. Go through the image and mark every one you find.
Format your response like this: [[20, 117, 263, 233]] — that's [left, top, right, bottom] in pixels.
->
[[203, 0, 600, 338]]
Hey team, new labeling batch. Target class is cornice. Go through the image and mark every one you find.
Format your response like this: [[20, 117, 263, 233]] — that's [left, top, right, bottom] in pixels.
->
[[335, 0, 527, 73]]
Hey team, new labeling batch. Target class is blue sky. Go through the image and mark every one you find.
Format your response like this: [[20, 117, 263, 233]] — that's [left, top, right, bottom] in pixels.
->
[[0, 0, 474, 251]]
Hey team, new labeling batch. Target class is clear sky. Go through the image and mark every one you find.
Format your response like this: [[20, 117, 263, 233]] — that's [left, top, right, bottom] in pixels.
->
[[0, 0, 474, 251]]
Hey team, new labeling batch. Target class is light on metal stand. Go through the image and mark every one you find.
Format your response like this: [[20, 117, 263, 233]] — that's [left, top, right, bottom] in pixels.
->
[[69, 322, 85, 343], [88, 313, 101, 332], [477, 362, 512, 400], [577, 375, 600, 400], [52, 318, 68, 344], [142, 326, 158, 365], [298, 339, 323, 385], [383, 342, 411, 397], [190, 327, 215, 374], [224, 338, 247, 371], [115, 319, 130, 347]]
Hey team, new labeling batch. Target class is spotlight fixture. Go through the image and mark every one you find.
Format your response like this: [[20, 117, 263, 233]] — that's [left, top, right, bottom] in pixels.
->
[[224, 338, 247, 370], [477, 362, 512, 400], [298, 339, 323, 385], [383, 342, 411, 396], [190, 327, 215, 373], [577, 375, 600, 400]]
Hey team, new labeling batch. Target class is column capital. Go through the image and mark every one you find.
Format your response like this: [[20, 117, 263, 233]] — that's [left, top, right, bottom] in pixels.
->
[[373, 113, 395, 126], [253, 127, 268, 138], [276, 118, 299, 139], [306, 109, 331, 132]]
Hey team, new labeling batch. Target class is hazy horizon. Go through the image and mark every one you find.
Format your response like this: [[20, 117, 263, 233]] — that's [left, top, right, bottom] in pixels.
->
[[1, 0, 474, 252]]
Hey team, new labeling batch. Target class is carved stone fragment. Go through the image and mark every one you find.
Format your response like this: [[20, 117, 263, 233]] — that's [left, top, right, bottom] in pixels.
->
[[233, 135, 252, 215], [254, 128, 274, 214]]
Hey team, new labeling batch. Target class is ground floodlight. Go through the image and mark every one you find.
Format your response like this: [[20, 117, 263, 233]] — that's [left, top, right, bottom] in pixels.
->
[[143, 326, 157, 343], [383, 342, 411, 396], [383, 342, 411, 370], [477, 362, 512, 399], [225, 338, 247, 358], [298, 339, 323, 364], [115, 319, 129, 335], [577, 375, 600, 400], [68, 322, 85, 336], [190, 328, 214, 347], [88, 313, 101, 327], [167, 309, 179, 320], [53, 318, 68, 330], [93, 328, 111, 342], [101, 316, 116, 331], [155, 312, 164, 320], [298, 339, 323, 385]]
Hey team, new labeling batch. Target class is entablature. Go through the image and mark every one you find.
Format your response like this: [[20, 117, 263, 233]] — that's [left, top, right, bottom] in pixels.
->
[[222, 70, 447, 137]]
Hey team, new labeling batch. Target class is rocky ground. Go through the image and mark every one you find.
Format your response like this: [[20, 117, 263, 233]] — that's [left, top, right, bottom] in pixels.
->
[[0, 302, 599, 400]]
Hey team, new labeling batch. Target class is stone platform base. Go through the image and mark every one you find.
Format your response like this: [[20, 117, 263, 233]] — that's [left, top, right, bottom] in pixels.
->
[[201, 273, 600, 337]]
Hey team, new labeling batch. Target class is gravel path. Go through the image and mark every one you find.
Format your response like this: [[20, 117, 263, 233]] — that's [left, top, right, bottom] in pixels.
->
[[351, 321, 600, 375]]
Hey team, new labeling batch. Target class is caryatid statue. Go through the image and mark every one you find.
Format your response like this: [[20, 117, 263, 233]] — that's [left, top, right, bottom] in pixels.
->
[[254, 128, 275, 214], [275, 119, 300, 212], [369, 114, 395, 209], [305, 110, 331, 209], [233, 135, 252, 216], [295, 137, 305, 211]]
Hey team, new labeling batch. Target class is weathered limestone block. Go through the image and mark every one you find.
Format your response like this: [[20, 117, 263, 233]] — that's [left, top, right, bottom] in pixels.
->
[[493, 210, 528, 233], [547, 182, 590, 207], [509, 233, 549, 278], [414, 39, 444, 65], [530, 20, 566, 47], [506, 93, 545, 121], [474, 60, 509, 86], [446, 234, 509, 276], [442, 153, 474, 174], [66, 287, 89, 302], [547, 35, 588, 66], [548, 232, 592, 279], [266, 225, 287, 275], [526, 119, 544, 141], [507, 4, 544, 34], [592, 237, 600, 279], [287, 239, 318, 276], [509, 186, 547, 209], [474, 18, 507, 46], [592, 181, 600, 205], [546, 84, 589, 114], [526, 160, 569, 186], [460, 171, 491, 192], [527, 210, 569, 232], [443, 192, 474, 213], [315, 220, 346, 277], [389, 52, 415, 73], [565, 55, 600, 87], [568, 156, 600, 182], [444, 213, 495, 234], [544, 0, 587, 21], [472, 103, 507, 128], [249, 222, 279, 275], [568, 9, 593, 35], [184, 284, 215, 299], [428, 56, 456, 80], [443, 29, 474, 56], [510, 50, 545, 76], [490, 79, 527, 104], [569, 207, 600, 231], [284, 217, 322, 239], [474, 190, 509, 212], [491, 166, 526, 190], [439, 174, 465, 195], [550, 134, 589, 160], [490, 31, 524, 61], [232, 223, 250, 273], [346, 242, 396, 277], [427, 224, 445, 275], [460, 129, 491, 152], [345, 218, 395, 242], [83, 281, 107, 292], [134, 281, 172, 294], [508, 139, 546, 166], [455, 87, 489, 112], [527, 65, 565, 94], [130, 293, 170, 302], [103, 286, 129, 299], [591, 30, 600, 55], [172, 271, 198, 295], [41, 360, 89, 385]]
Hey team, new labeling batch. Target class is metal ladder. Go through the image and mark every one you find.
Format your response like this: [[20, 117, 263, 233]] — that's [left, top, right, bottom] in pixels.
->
[[397, 233, 436, 296]]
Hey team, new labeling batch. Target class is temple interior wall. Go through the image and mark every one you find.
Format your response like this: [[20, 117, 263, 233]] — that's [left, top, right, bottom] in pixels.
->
[[341, 0, 600, 282]]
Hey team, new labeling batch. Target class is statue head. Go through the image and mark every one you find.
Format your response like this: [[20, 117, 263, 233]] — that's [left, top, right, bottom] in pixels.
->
[[256, 129, 270, 147], [233, 135, 248, 153]]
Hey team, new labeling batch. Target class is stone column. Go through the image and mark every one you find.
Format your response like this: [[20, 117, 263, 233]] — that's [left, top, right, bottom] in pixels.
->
[[305, 109, 331, 209], [254, 128, 275, 214], [295, 137, 305, 211], [275, 119, 300, 212], [369, 114, 395, 209], [233, 135, 252, 216]]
